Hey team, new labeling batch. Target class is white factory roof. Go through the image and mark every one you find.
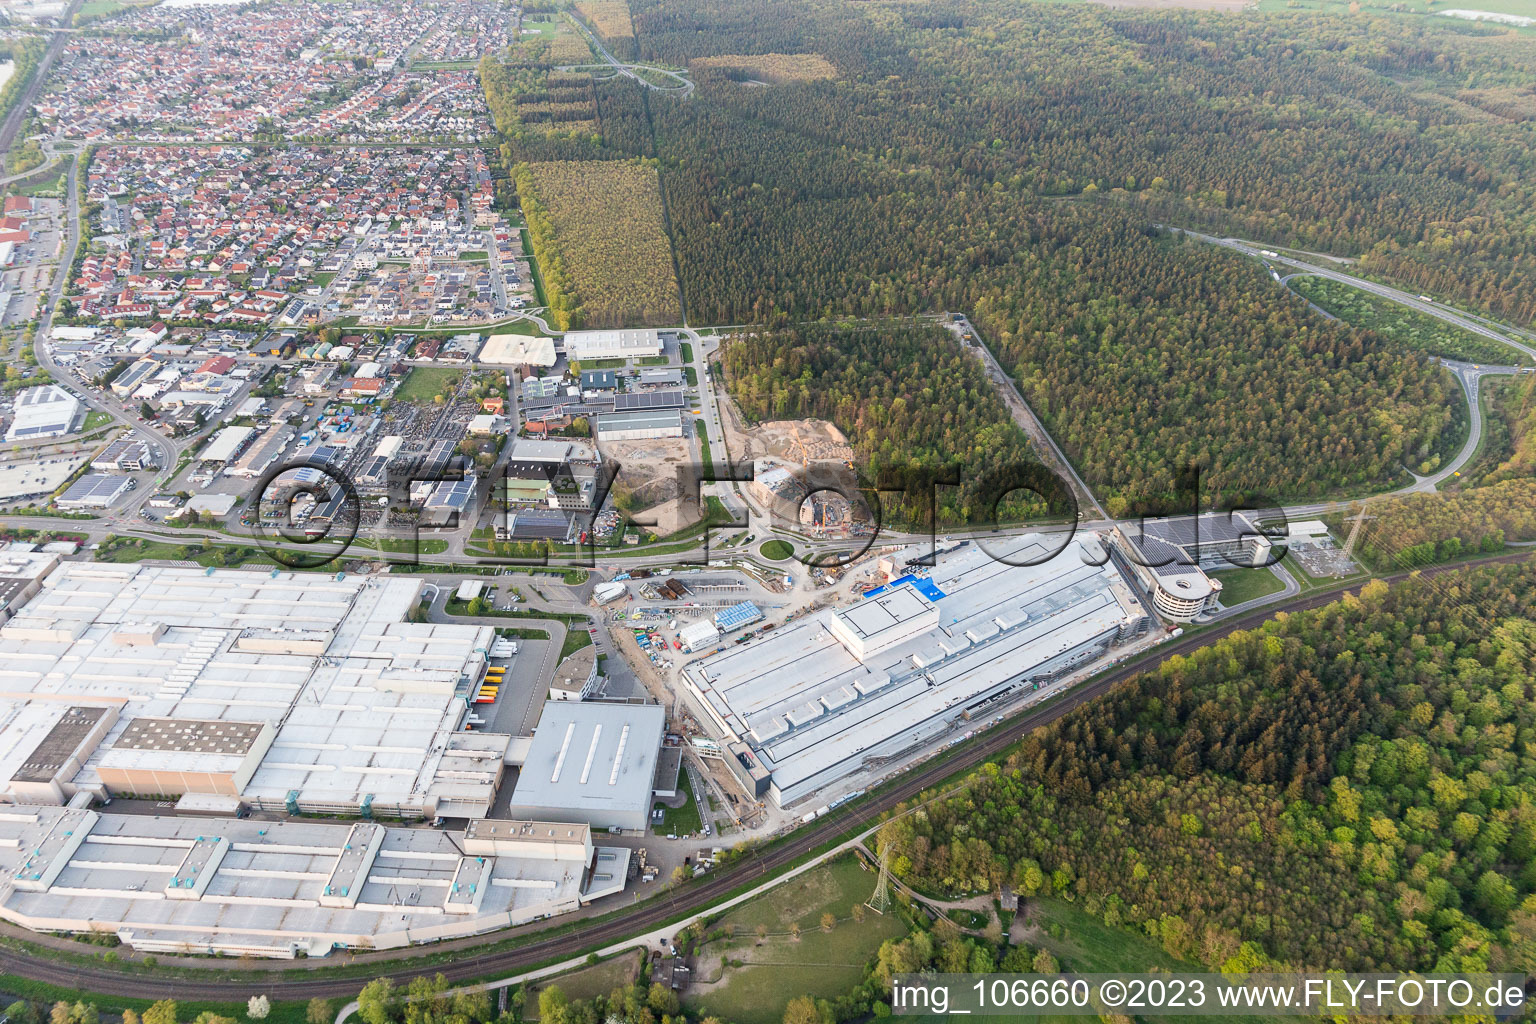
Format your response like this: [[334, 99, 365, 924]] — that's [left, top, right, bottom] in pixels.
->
[[186, 493, 238, 517], [1286, 519, 1330, 539], [0, 565, 501, 814], [5, 384, 80, 442], [834, 586, 934, 643], [684, 535, 1146, 801], [0, 551, 59, 583], [199, 425, 255, 463], [509, 438, 597, 464], [0, 806, 624, 958], [509, 701, 665, 817], [480, 334, 557, 366], [678, 619, 720, 651], [563, 329, 662, 359]]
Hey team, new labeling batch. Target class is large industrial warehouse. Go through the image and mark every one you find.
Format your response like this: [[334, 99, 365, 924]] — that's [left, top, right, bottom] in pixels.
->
[[0, 564, 508, 819], [563, 329, 663, 361], [682, 535, 1151, 807], [0, 565, 648, 958], [0, 809, 628, 958], [507, 700, 667, 831]]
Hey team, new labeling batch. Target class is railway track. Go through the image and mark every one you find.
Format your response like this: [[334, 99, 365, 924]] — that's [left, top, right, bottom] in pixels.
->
[[1, 550, 1530, 1000]]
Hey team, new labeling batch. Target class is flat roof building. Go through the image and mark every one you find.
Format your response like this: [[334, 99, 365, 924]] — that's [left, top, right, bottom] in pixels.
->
[[91, 439, 157, 472], [199, 425, 256, 464], [1111, 514, 1272, 622], [480, 334, 557, 367], [97, 717, 275, 798], [678, 618, 720, 653], [828, 587, 938, 659], [1285, 519, 1331, 547], [549, 646, 599, 702], [614, 390, 686, 412], [596, 409, 684, 442], [0, 551, 60, 624], [507, 701, 666, 831], [225, 423, 292, 479], [509, 438, 600, 465], [564, 329, 663, 361], [682, 535, 1150, 807], [6, 385, 81, 443], [637, 367, 684, 388], [714, 600, 764, 634], [579, 369, 617, 393], [0, 565, 506, 819], [56, 473, 133, 509], [0, 807, 630, 958], [500, 508, 574, 542]]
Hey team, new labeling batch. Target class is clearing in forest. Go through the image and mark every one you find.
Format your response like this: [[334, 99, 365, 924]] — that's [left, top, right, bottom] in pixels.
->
[[691, 53, 838, 84]]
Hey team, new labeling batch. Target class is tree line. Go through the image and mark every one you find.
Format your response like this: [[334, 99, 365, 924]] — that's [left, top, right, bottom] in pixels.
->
[[722, 322, 1052, 528], [876, 562, 1536, 974]]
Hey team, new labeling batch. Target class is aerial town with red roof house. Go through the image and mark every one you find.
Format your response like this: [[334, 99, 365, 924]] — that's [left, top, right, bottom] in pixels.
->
[[66, 145, 528, 329], [34, 0, 494, 143]]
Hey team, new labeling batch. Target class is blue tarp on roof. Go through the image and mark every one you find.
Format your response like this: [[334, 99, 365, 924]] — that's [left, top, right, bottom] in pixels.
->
[[861, 574, 947, 602]]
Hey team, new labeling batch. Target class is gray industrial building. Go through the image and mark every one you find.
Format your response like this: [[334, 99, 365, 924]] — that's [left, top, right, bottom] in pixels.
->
[[683, 535, 1151, 807], [55, 473, 133, 509], [507, 701, 667, 831], [596, 409, 685, 441]]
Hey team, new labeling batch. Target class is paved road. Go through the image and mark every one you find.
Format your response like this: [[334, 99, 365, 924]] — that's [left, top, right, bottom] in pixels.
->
[[2, 547, 1529, 1000], [425, 581, 569, 726], [1182, 229, 1535, 509], [1400, 358, 1521, 493], [558, 12, 693, 96], [0, 0, 84, 170], [0, 139, 78, 187], [1187, 230, 1536, 364], [31, 153, 183, 520], [1205, 559, 1299, 623]]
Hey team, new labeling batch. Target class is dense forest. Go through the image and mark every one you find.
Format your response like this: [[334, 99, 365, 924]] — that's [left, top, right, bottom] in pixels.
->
[[512, 160, 682, 329], [722, 323, 1053, 527], [876, 562, 1536, 974], [473, 0, 1536, 508], [1478, 373, 1536, 487], [1290, 276, 1530, 367], [629, 0, 1536, 328], [1351, 477, 1536, 571]]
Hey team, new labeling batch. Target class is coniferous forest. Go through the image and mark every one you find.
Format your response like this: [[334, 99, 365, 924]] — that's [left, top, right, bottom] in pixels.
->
[[722, 323, 1047, 527], [481, 0, 1536, 509]]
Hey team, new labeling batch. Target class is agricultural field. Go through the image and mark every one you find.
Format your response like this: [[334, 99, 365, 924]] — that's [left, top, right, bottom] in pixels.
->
[[514, 160, 683, 329], [1290, 276, 1531, 365], [690, 52, 838, 84], [1255, 0, 1535, 18]]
